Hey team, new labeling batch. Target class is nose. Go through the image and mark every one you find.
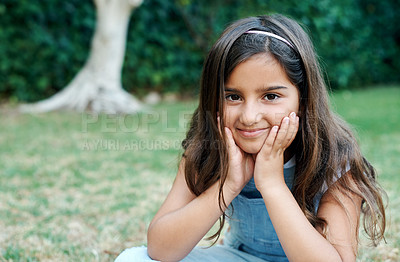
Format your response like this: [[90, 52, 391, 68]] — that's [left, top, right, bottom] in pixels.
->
[[239, 103, 262, 126]]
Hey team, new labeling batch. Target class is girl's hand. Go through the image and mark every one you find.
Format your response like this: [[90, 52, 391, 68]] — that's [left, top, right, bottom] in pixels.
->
[[218, 118, 254, 196], [254, 112, 299, 191]]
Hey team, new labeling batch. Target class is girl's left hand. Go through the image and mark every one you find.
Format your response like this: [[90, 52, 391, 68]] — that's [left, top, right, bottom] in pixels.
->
[[254, 112, 299, 191]]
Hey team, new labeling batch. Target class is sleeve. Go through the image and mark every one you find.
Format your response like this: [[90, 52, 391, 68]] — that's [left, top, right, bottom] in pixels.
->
[[313, 162, 351, 213]]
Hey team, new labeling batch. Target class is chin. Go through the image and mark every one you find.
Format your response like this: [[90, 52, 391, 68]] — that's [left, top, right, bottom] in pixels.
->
[[238, 143, 263, 155]]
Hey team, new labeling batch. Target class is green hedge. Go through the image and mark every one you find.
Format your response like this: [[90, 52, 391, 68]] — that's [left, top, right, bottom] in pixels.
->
[[1, 0, 399, 102], [0, 0, 94, 101]]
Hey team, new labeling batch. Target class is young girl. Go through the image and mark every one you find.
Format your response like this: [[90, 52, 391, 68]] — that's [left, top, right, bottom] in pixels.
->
[[116, 14, 386, 262]]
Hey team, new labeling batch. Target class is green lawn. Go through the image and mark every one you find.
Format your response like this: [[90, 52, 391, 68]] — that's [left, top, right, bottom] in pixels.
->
[[0, 86, 399, 261], [330, 87, 400, 261]]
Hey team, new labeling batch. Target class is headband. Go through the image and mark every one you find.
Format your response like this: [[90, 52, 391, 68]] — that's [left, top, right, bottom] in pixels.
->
[[245, 30, 294, 49]]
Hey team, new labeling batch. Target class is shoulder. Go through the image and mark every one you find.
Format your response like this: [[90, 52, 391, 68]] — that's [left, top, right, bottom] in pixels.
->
[[316, 172, 362, 260], [320, 162, 351, 195], [312, 161, 354, 214]]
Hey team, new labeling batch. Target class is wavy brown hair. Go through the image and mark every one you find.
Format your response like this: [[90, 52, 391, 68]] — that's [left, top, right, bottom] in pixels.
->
[[182, 14, 386, 246]]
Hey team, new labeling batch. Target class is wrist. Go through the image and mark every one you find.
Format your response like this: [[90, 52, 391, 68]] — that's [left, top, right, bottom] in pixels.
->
[[223, 182, 241, 202], [258, 182, 289, 200], [207, 180, 238, 210], [254, 170, 285, 192]]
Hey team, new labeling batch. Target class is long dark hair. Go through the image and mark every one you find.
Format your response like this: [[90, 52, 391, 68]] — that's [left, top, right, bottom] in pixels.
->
[[182, 14, 386, 246]]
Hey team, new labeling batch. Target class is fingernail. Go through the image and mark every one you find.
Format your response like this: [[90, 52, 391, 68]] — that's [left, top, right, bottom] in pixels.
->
[[284, 117, 290, 124], [290, 112, 296, 119], [272, 126, 279, 132]]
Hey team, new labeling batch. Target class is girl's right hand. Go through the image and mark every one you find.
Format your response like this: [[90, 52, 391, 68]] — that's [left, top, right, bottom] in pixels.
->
[[222, 125, 254, 196]]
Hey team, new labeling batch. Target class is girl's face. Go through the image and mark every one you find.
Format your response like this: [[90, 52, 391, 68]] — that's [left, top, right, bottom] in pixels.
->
[[223, 54, 300, 154]]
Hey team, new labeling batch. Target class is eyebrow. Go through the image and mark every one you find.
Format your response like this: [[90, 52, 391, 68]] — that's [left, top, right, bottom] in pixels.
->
[[224, 86, 288, 92]]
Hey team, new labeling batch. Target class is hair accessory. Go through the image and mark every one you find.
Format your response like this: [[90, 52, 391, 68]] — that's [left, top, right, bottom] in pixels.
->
[[245, 30, 294, 49]]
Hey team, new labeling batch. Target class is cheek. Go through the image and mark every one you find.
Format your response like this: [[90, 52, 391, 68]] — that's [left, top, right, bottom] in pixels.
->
[[222, 109, 236, 127], [266, 111, 291, 126], [223, 117, 233, 129], [274, 102, 300, 123]]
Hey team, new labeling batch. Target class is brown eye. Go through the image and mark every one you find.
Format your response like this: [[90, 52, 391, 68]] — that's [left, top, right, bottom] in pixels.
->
[[226, 94, 241, 101], [264, 94, 279, 101]]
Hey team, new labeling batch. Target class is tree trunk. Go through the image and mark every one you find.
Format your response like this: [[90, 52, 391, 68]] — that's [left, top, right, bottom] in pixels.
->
[[20, 0, 144, 114]]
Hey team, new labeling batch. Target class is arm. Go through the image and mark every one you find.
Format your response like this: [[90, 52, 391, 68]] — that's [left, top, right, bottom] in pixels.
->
[[254, 113, 361, 262], [315, 177, 362, 261], [147, 143, 253, 262], [147, 159, 233, 261], [259, 176, 361, 262], [148, 126, 254, 261]]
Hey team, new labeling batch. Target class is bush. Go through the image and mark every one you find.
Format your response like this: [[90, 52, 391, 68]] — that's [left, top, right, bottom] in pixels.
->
[[1, 0, 399, 101], [0, 0, 94, 101]]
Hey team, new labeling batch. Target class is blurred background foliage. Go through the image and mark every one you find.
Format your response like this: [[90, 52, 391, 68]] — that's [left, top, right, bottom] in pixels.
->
[[1, 0, 399, 102]]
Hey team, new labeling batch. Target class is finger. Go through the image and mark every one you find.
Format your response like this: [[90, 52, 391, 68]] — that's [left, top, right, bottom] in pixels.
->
[[217, 117, 231, 148], [263, 125, 279, 152], [224, 127, 236, 150], [217, 116, 222, 136], [274, 116, 290, 149], [284, 112, 299, 146], [218, 118, 235, 154]]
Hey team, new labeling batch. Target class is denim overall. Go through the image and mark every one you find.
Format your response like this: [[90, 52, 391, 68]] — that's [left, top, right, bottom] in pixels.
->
[[223, 157, 296, 262], [115, 156, 340, 261]]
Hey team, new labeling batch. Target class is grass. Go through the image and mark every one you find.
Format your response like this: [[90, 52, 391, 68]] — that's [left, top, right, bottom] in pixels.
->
[[0, 86, 399, 261], [330, 86, 400, 261]]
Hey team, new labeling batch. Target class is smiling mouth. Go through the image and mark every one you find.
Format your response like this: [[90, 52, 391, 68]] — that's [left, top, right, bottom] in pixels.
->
[[237, 128, 268, 138]]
